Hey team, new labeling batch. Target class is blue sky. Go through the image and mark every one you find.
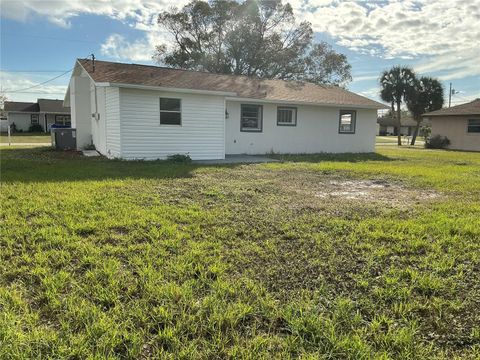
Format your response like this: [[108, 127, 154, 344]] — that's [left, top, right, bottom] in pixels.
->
[[1, 0, 479, 107]]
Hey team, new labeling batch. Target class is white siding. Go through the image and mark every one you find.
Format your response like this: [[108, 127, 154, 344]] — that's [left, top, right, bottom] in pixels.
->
[[105, 87, 121, 158], [225, 101, 377, 154], [119, 88, 225, 160]]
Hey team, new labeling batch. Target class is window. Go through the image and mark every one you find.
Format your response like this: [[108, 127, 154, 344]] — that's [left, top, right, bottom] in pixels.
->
[[277, 107, 297, 126], [241, 104, 262, 132], [467, 119, 480, 133], [31, 114, 39, 125], [338, 110, 356, 134], [160, 98, 181, 125], [55, 115, 71, 126]]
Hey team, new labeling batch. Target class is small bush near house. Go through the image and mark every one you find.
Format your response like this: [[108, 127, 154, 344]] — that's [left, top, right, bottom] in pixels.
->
[[28, 124, 43, 132], [425, 135, 450, 149], [167, 153, 192, 163], [420, 125, 431, 138]]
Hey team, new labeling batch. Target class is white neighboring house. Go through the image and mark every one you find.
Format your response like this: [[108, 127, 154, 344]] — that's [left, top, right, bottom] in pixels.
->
[[64, 59, 386, 160], [4, 99, 71, 132]]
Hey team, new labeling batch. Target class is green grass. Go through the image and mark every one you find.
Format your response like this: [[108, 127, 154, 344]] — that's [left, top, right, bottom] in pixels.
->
[[1, 147, 479, 359], [0, 133, 51, 144]]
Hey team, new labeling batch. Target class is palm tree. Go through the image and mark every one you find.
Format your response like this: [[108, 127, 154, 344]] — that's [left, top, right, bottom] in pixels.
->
[[379, 66, 416, 145], [406, 77, 444, 145]]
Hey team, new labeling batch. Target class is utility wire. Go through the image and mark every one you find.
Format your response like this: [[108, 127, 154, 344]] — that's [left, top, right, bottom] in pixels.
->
[[2, 69, 73, 93], [2, 32, 98, 44], [1, 70, 70, 73], [1, 53, 95, 94]]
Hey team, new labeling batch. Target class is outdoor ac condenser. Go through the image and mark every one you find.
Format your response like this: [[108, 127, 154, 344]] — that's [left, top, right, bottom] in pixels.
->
[[51, 128, 77, 150]]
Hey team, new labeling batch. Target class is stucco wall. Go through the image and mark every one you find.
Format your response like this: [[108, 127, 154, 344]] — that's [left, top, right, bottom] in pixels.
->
[[225, 101, 377, 154], [430, 116, 480, 151]]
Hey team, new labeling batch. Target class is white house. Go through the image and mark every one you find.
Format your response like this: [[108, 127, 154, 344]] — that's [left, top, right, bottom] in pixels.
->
[[64, 59, 386, 160], [4, 99, 71, 133]]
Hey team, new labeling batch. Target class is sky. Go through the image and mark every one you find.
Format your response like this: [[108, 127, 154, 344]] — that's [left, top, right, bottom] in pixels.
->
[[1, 0, 479, 107]]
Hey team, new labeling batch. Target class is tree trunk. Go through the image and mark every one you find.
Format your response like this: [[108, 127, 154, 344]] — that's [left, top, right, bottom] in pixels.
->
[[396, 101, 402, 146], [410, 119, 421, 145]]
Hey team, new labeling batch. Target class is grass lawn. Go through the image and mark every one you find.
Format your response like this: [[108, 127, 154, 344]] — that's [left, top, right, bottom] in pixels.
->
[[1, 147, 479, 359], [376, 136, 425, 147], [0, 132, 51, 144]]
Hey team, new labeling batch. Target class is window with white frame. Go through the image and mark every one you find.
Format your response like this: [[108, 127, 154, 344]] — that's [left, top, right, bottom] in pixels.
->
[[241, 104, 262, 132], [55, 115, 71, 126], [277, 107, 297, 126], [339, 110, 356, 134], [160, 98, 181, 125], [467, 119, 480, 133], [31, 114, 39, 125]]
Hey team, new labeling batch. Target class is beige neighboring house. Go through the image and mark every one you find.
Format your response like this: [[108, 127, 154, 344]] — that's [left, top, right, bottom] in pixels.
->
[[422, 99, 480, 151]]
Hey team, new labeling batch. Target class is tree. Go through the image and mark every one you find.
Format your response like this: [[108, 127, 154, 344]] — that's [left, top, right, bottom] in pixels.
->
[[155, 0, 352, 86], [379, 66, 416, 146], [406, 77, 444, 145], [0, 93, 8, 118]]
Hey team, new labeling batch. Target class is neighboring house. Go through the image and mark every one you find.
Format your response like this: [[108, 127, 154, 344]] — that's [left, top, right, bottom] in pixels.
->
[[377, 115, 430, 136], [64, 59, 386, 160], [0, 117, 7, 132], [422, 99, 480, 151], [4, 99, 71, 132]]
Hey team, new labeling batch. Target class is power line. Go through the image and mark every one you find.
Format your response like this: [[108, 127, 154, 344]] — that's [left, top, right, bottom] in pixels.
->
[[2, 32, 98, 44], [2, 69, 73, 93], [1, 54, 95, 94], [2, 91, 66, 95], [1, 70, 70, 73]]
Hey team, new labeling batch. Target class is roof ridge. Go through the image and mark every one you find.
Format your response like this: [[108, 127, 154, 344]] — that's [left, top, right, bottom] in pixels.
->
[[75, 58, 386, 109], [77, 58, 341, 89]]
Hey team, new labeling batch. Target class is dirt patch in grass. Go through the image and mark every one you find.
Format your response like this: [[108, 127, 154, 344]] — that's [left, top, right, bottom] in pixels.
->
[[313, 179, 440, 204]]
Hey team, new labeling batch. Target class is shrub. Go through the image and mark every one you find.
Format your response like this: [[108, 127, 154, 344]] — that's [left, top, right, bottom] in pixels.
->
[[420, 126, 431, 138], [167, 154, 192, 163], [29, 124, 44, 132], [425, 135, 450, 149]]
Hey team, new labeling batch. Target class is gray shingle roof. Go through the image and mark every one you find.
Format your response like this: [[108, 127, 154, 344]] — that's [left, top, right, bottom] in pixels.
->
[[4, 101, 39, 112], [4, 100, 69, 113], [78, 59, 386, 109], [422, 99, 480, 117], [377, 115, 429, 127], [37, 99, 70, 113]]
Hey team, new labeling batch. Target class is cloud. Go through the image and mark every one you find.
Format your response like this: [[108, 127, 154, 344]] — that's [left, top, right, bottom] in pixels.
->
[[0, 71, 68, 102], [101, 34, 152, 62], [303, 0, 480, 80], [3, 0, 480, 82], [0, 0, 181, 28]]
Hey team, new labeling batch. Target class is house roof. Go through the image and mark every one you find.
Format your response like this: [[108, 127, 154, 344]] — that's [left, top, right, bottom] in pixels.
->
[[4, 99, 70, 113], [4, 101, 39, 112], [38, 99, 70, 113], [422, 99, 480, 117], [77, 59, 386, 109], [377, 115, 429, 127]]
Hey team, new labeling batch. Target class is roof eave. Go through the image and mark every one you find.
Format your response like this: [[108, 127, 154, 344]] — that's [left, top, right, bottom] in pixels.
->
[[422, 113, 480, 117], [96, 82, 237, 97], [225, 96, 387, 109]]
